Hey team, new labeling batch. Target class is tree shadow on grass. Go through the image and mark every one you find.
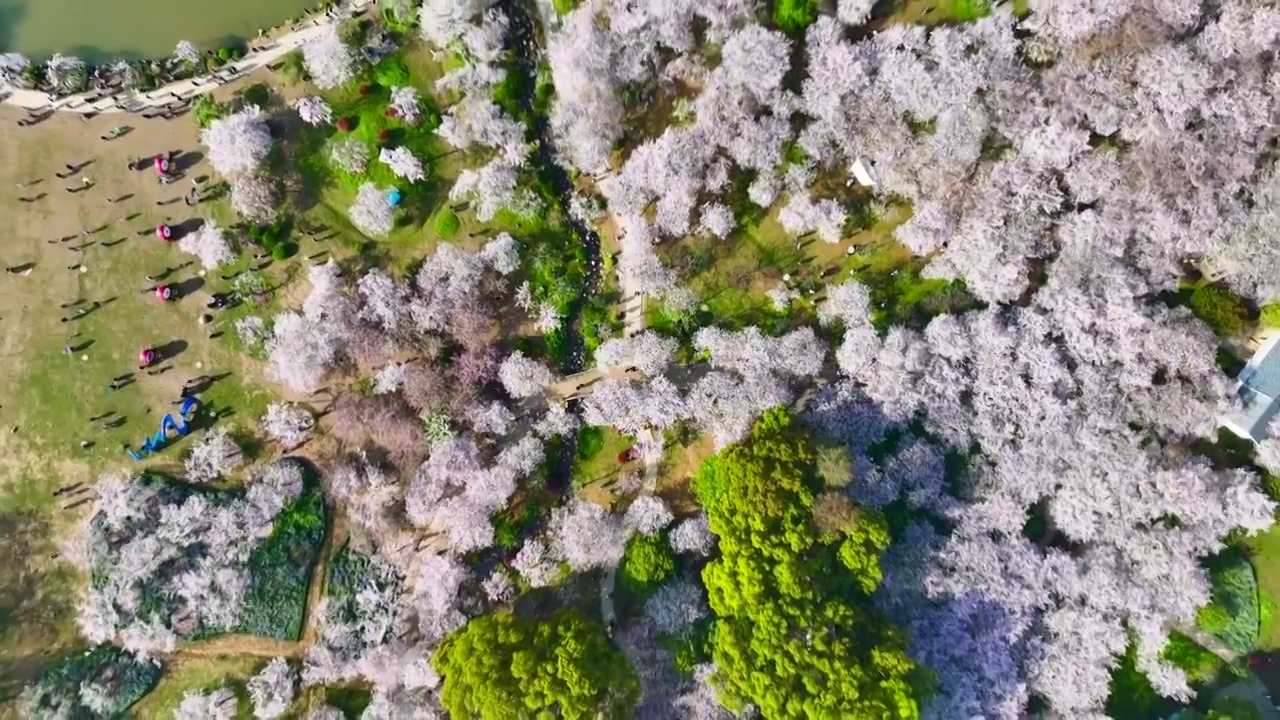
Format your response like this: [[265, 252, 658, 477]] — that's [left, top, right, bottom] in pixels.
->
[[272, 111, 333, 214], [0, 510, 79, 702]]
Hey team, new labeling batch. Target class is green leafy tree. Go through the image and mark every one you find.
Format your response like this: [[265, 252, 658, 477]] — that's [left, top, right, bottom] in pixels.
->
[[193, 93, 228, 128], [434, 610, 637, 719], [773, 0, 820, 32], [621, 533, 677, 597], [815, 443, 854, 487], [694, 407, 921, 718], [1189, 284, 1250, 337], [1261, 303, 1280, 329]]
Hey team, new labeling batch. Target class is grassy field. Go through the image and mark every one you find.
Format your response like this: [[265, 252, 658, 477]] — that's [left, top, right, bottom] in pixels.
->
[[130, 654, 261, 718], [0, 98, 295, 702], [1245, 524, 1280, 651]]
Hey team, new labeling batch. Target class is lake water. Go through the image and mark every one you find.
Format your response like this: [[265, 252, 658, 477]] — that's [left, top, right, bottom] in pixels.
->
[[0, 0, 319, 62]]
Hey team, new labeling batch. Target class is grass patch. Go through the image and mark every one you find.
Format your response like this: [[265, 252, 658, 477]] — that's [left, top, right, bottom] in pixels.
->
[[1246, 525, 1280, 650], [572, 427, 634, 488], [238, 485, 328, 640], [129, 654, 258, 718]]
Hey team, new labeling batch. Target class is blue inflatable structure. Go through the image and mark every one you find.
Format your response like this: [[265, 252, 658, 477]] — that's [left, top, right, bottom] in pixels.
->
[[127, 396, 200, 461]]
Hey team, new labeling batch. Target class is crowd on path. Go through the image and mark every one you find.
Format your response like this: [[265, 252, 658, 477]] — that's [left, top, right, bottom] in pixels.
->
[[1, 0, 377, 117]]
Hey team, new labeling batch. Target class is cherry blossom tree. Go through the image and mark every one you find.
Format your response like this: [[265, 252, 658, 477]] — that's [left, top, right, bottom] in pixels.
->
[[480, 232, 520, 275], [818, 280, 873, 328], [262, 403, 314, 450], [372, 362, 407, 395], [482, 569, 516, 604], [511, 538, 560, 587], [0, 54, 30, 90], [293, 96, 334, 126], [45, 53, 87, 94], [547, 499, 630, 571], [582, 377, 687, 436], [693, 326, 826, 380], [265, 310, 343, 395], [329, 137, 371, 174], [302, 24, 355, 89], [349, 183, 396, 237], [379, 147, 427, 184], [467, 400, 514, 435], [202, 105, 272, 177], [419, 0, 485, 47], [645, 578, 707, 635], [498, 350, 552, 399], [699, 203, 735, 239], [836, 0, 875, 25], [177, 221, 235, 269], [624, 496, 673, 536], [534, 404, 579, 439], [594, 331, 678, 376], [247, 657, 296, 719], [171, 40, 202, 66], [669, 514, 714, 557], [230, 174, 278, 224], [449, 159, 539, 222], [185, 427, 244, 482], [175, 686, 238, 720], [389, 86, 423, 124], [534, 302, 561, 333]]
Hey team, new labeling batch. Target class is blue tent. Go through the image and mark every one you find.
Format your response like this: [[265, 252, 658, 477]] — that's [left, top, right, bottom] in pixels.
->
[[388, 189, 402, 207]]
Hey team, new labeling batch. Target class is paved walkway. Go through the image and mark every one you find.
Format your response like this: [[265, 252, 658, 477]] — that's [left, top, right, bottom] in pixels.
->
[[1, 0, 374, 114], [594, 175, 646, 338]]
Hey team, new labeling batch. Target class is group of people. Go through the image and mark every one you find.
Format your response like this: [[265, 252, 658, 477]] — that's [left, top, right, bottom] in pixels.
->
[[1, 128, 236, 452]]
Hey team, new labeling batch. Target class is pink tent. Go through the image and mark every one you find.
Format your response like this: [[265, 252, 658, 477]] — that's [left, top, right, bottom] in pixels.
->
[[139, 347, 156, 366], [155, 285, 172, 302], [154, 155, 170, 174], [156, 224, 172, 241]]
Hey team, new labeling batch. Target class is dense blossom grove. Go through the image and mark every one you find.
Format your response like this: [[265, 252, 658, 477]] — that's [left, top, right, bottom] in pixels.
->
[[30, 0, 1280, 718]]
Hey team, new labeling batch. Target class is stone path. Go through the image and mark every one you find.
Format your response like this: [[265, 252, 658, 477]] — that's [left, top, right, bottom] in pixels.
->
[[1, 0, 375, 114]]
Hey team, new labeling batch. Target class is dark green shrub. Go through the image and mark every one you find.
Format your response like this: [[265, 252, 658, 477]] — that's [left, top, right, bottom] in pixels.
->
[[576, 426, 605, 461], [1264, 474, 1280, 503], [1189, 284, 1250, 337], [271, 244, 293, 261], [1106, 644, 1182, 720], [1200, 553, 1260, 654], [238, 486, 327, 639], [493, 499, 541, 551], [434, 210, 461, 237], [240, 82, 271, 108], [21, 645, 161, 717], [621, 534, 676, 598], [217, 47, 234, 61]]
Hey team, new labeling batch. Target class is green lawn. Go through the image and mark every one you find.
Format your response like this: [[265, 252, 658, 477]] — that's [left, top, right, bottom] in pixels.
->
[[130, 654, 261, 718], [1245, 524, 1280, 650], [573, 426, 636, 488]]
